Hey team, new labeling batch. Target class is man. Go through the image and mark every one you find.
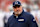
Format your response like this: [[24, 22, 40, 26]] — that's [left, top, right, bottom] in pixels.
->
[[5, 1, 38, 27]]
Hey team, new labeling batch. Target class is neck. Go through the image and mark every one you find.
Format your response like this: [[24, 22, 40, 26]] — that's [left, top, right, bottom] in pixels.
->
[[15, 14, 19, 16]]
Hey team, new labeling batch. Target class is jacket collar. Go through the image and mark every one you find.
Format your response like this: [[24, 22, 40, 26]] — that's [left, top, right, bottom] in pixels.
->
[[13, 10, 24, 18]]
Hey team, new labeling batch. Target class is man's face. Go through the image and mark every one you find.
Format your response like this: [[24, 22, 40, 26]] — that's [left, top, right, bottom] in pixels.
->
[[13, 5, 22, 15]]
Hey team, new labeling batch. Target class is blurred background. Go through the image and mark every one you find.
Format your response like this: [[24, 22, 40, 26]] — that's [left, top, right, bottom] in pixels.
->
[[0, 0, 40, 27]]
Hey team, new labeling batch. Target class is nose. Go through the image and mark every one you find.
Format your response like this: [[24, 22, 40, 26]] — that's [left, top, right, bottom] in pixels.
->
[[16, 8, 19, 11]]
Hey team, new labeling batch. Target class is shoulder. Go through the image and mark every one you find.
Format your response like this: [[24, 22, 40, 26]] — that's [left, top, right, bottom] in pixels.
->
[[8, 15, 14, 22], [24, 12, 33, 17], [24, 12, 34, 20]]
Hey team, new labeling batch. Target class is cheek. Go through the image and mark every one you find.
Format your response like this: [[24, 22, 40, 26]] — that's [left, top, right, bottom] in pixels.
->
[[13, 9, 17, 12], [19, 9, 21, 11], [19, 8, 22, 11], [18, 7, 21, 11], [14, 9, 17, 12]]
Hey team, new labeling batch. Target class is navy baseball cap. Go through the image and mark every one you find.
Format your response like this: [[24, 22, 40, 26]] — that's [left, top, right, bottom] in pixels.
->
[[13, 1, 21, 7]]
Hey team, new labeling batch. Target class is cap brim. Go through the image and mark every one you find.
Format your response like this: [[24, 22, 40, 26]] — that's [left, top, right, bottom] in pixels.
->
[[13, 4, 21, 7]]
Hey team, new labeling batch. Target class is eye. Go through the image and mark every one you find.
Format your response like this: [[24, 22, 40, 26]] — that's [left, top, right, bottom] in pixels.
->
[[13, 5, 20, 8], [13, 6, 16, 8], [14, 7, 16, 8], [18, 6, 20, 8]]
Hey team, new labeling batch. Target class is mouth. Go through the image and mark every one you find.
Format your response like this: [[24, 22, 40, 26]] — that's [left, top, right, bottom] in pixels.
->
[[14, 11, 21, 14], [16, 10, 20, 12]]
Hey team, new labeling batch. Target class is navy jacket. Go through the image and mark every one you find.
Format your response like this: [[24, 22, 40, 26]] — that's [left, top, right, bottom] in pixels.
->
[[5, 10, 38, 27]]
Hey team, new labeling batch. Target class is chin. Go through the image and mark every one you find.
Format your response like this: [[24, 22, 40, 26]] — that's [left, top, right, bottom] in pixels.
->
[[15, 12, 21, 15]]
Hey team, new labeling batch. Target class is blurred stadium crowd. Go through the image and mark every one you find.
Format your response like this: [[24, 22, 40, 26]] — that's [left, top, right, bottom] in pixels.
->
[[0, 0, 40, 27]]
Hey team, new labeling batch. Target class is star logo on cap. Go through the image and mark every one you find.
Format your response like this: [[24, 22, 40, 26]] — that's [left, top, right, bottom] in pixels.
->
[[15, 1, 18, 4]]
